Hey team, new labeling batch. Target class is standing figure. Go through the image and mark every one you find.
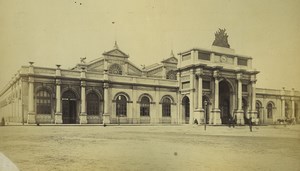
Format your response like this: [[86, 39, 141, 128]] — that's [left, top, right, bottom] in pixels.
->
[[249, 117, 253, 132]]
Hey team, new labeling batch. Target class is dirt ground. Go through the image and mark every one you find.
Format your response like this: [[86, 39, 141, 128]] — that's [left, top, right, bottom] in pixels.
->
[[0, 124, 299, 171]]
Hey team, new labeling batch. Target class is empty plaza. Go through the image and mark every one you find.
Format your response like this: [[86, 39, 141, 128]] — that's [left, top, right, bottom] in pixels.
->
[[0, 125, 299, 171]]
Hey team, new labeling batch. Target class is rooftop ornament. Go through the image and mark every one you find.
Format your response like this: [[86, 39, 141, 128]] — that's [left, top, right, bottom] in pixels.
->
[[212, 28, 230, 48], [29, 62, 34, 66], [80, 57, 86, 64]]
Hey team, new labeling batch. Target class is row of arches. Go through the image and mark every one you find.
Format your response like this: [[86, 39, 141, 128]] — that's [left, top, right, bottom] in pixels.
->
[[255, 101, 276, 119], [35, 88, 176, 123]]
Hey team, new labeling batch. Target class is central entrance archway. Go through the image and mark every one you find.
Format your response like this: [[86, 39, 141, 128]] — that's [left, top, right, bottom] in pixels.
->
[[219, 80, 231, 124], [62, 90, 77, 124]]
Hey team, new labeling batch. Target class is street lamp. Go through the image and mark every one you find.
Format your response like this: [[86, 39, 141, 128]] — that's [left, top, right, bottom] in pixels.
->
[[204, 99, 207, 131]]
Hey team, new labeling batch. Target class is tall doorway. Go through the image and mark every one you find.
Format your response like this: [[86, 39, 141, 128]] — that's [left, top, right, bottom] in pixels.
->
[[202, 96, 210, 124], [62, 90, 77, 124], [182, 96, 190, 124], [219, 81, 231, 124]]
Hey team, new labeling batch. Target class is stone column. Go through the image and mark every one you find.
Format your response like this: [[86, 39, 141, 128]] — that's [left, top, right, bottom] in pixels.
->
[[248, 76, 257, 124], [189, 68, 194, 124], [194, 70, 204, 124], [55, 79, 62, 124], [79, 80, 87, 124], [55, 65, 62, 124], [235, 73, 244, 125], [197, 73, 203, 110], [291, 88, 295, 119], [212, 70, 221, 125], [281, 87, 285, 119], [132, 86, 137, 124], [27, 62, 36, 124], [177, 72, 182, 124], [102, 82, 110, 124]]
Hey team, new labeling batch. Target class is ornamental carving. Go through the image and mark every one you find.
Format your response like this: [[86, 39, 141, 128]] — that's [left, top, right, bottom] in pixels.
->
[[166, 70, 177, 80], [212, 28, 230, 48], [108, 64, 122, 75]]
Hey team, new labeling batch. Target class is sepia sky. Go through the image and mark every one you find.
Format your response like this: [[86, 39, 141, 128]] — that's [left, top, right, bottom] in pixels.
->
[[0, 0, 299, 91]]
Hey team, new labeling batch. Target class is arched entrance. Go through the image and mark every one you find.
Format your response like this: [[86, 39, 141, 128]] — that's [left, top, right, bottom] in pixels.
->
[[116, 95, 127, 117], [219, 81, 231, 124], [62, 90, 77, 124], [256, 101, 262, 124], [243, 98, 249, 124], [182, 96, 190, 124]]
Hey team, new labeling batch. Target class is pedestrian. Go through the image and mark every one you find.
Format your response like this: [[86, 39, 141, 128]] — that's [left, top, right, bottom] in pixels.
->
[[228, 117, 231, 128], [249, 117, 252, 132], [232, 116, 235, 128]]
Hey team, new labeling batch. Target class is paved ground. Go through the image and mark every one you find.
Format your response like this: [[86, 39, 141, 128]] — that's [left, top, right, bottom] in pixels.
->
[[0, 124, 299, 171]]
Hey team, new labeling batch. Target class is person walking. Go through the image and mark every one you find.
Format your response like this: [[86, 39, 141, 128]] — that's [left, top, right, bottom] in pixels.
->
[[228, 117, 232, 128], [249, 117, 253, 132]]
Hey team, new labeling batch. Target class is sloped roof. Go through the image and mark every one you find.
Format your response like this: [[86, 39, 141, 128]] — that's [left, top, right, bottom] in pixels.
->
[[161, 57, 178, 64], [102, 41, 129, 58]]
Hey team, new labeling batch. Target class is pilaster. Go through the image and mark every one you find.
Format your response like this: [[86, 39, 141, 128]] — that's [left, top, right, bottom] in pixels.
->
[[189, 68, 195, 124], [291, 88, 295, 119], [234, 73, 244, 125], [27, 62, 36, 124], [79, 69, 87, 124], [212, 70, 221, 125], [55, 65, 62, 124], [248, 75, 258, 124], [194, 70, 205, 124], [102, 82, 110, 124], [281, 87, 285, 119]]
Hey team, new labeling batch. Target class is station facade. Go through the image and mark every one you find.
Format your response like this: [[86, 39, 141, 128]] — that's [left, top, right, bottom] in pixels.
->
[[0, 31, 299, 125]]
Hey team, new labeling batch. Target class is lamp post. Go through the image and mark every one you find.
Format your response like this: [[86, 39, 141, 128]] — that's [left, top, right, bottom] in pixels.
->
[[204, 99, 207, 131]]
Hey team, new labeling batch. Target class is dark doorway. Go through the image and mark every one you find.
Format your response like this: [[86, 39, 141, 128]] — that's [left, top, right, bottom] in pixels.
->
[[62, 90, 77, 124], [182, 96, 190, 124], [202, 96, 210, 124], [219, 81, 231, 124], [243, 98, 249, 124]]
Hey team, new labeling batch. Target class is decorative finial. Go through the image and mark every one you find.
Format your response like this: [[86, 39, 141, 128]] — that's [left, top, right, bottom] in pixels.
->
[[212, 28, 230, 48], [114, 41, 119, 49], [29, 62, 34, 66], [170, 50, 175, 57], [80, 57, 86, 64], [56, 64, 61, 68]]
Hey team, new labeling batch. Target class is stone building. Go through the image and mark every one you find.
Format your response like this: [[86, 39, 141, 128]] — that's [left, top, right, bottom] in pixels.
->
[[0, 30, 299, 125]]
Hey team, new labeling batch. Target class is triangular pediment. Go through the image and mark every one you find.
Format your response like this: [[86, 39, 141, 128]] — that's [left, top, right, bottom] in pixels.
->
[[85, 58, 104, 71], [103, 49, 129, 58], [161, 57, 178, 64]]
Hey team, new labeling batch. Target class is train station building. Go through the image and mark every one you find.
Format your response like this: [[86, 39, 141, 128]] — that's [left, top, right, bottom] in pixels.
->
[[0, 29, 299, 125]]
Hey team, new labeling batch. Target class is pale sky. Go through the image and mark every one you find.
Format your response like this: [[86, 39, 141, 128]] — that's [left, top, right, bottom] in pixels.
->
[[0, 0, 300, 91]]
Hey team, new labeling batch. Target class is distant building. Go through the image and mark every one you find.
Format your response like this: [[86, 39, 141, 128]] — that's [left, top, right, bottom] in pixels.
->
[[0, 31, 299, 125]]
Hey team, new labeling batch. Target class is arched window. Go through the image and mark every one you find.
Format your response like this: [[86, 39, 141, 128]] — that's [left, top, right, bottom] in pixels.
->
[[162, 98, 171, 117], [87, 93, 99, 115], [256, 101, 261, 119], [36, 90, 51, 114], [116, 95, 127, 116], [267, 103, 273, 119], [109, 64, 122, 75], [166, 70, 177, 80], [182, 96, 190, 118], [140, 96, 150, 116]]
